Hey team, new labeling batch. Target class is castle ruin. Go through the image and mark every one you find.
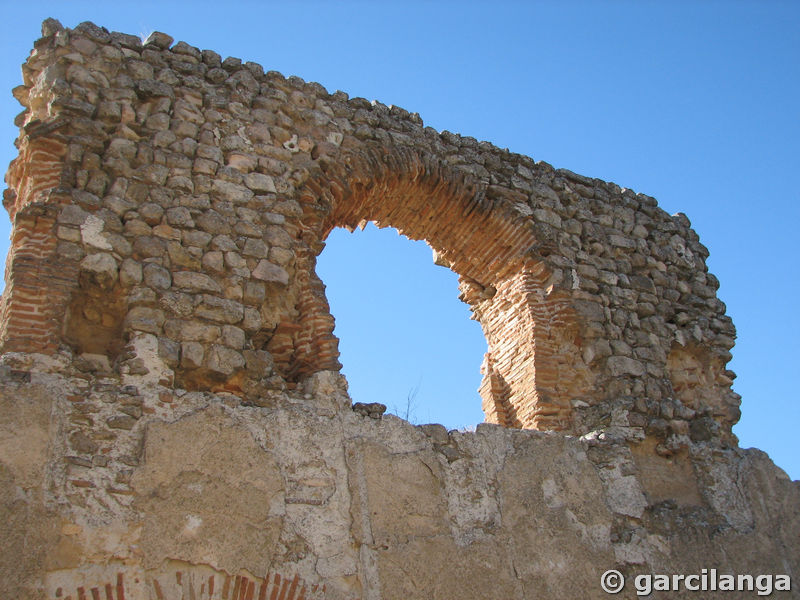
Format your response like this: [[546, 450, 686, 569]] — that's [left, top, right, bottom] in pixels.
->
[[0, 20, 797, 599]]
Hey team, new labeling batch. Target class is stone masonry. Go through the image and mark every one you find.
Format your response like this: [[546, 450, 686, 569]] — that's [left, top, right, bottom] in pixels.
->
[[0, 20, 797, 599]]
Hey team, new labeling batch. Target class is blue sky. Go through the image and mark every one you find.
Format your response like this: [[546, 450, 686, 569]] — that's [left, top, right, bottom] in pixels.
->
[[0, 1, 797, 479]]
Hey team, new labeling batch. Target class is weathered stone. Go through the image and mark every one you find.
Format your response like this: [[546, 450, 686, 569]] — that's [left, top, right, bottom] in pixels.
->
[[205, 344, 245, 375], [533, 208, 561, 228], [142, 263, 171, 290], [106, 233, 133, 257], [242, 281, 265, 305], [243, 349, 274, 375], [79, 252, 118, 289], [125, 306, 165, 334], [242, 238, 268, 258], [158, 291, 195, 317], [158, 337, 180, 367], [268, 246, 294, 266], [166, 241, 201, 269], [75, 352, 113, 373], [606, 355, 646, 377], [211, 179, 253, 204], [352, 402, 387, 419], [152, 224, 181, 240], [180, 341, 204, 368], [220, 325, 245, 349], [125, 219, 152, 237], [195, 210, 231, 234], [224, 251, 247, 269], [201, 250, 224, 272], [630, 274, 656, 293], [172, 271, 222, 293], [69, 431, 99, 454], [183, 230, 212, 248], [57, 225, 82, 243], [251, 260, 288, 285], [128, 286, 157, 306], [195, 295, 244, 324], [58, 204, 89, 225], [106, 415, 137, 430], [41, 17, 64, 36], [241, 307, 262, 331], [164, 319, 220, 342], [133, 236, 167, 258], [165, 206, 195, 228], [243, 172, 276, 193], [263, 225, 293, 248], [142, 31, 173, 49]]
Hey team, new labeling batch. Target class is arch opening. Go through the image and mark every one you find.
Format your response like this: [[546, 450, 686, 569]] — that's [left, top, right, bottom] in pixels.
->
[[316, 222, 487, 428], [286, 146, 595, 432]]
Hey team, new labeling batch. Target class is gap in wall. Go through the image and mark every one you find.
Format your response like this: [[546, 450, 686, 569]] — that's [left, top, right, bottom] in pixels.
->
[[316, 222, 487, 430]]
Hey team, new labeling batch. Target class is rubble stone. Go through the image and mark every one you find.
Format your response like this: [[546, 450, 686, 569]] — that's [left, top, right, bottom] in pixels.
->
[[0, 21, 795, 600]]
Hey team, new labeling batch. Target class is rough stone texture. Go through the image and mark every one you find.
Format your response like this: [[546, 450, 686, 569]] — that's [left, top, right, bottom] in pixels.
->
[[0, 363, 797, 599], [0, 20, 744, 442], [0, 20, 797, 600]]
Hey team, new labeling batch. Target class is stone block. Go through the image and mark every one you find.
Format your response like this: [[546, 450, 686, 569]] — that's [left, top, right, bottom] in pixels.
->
[[164, 319, 220, 342], [243, 172, 276, 193], [142, 263, 171, 290], [221, 325, 245, 349], [142, 31, 173, 49], [211, 179, 253, 204], [205, 344, 245, 375], [606, 356, 646, 377], [79, 252, 118, 290], [252, 260, 288, 285], [180, 341, 204, 368], [165, 206, 195, 228], [172, 271, 222, 293], [195, 295, 244, 324], [125, 307, 165, 334]]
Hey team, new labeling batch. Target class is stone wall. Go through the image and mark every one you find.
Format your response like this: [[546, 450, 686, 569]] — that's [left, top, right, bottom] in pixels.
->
[[0, 20, 797, 599]]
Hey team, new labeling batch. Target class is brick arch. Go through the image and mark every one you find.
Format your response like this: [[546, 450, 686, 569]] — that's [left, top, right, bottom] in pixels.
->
[[0, 21, 742, 446], [285, 143, 593, 431]]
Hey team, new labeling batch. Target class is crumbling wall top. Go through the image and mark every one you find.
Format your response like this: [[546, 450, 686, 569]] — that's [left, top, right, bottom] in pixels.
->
[[1, 20, 739, 450]]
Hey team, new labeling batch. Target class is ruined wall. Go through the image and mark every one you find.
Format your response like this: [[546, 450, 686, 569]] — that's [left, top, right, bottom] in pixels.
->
[[0, 20, 797, 600]]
